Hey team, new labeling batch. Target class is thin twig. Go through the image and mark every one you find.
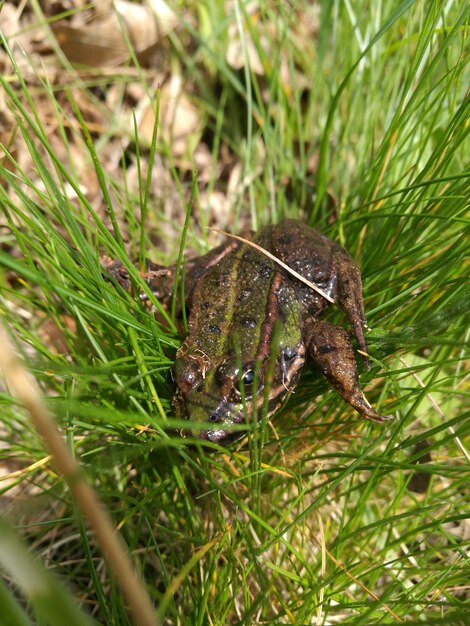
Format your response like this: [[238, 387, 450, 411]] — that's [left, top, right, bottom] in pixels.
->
[[315, 511, 326, 626], [399, 356, 469, 462], [311, 532, 403, 623]]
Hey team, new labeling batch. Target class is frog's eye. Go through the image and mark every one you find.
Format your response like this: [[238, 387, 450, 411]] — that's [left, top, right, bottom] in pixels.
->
[[235, 368, 255, 394], [242, 369, 255, 385]]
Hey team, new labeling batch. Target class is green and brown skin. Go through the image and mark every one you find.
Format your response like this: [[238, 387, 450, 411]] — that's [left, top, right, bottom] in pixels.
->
[[105, 219, 392, 444]]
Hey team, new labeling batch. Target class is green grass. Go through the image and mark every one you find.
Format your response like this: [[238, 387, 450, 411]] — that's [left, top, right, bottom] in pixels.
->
[[0, 1, 469, 624]]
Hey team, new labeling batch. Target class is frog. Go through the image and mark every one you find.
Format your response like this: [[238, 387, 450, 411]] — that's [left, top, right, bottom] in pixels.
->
[[104, 219, 392, 444]]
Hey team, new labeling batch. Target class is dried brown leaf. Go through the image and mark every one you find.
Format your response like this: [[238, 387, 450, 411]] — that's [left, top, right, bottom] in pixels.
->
[[52, 0, 177, 67]]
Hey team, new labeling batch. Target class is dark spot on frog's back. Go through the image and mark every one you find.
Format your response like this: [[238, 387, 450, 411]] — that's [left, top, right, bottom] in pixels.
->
[[259, 264, 272, 279], [239, 317, 257, 328], [277, 232, 295, 247], [318, 345, 337, 354], [209, 324, 221, 334]]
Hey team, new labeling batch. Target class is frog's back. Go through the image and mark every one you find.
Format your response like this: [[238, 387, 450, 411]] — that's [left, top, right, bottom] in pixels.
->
[[186, 227, 301, 362]]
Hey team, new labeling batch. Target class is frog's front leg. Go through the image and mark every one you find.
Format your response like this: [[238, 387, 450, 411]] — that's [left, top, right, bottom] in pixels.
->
[[101, 257, 177, 310], [305, 319, 392, 422], [102, 238, 239, 314]]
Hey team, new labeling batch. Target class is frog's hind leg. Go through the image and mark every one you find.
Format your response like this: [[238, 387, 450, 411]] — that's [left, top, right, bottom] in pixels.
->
[[306, 319, 392, 422], [331, 243, 370, 367]]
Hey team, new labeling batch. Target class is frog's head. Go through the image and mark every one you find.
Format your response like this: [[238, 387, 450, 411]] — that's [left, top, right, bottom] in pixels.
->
[[172, 344, 305, 444]]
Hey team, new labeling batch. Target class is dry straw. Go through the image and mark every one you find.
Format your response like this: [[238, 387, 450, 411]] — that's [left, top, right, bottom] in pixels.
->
[[0, 324, 159, 626]]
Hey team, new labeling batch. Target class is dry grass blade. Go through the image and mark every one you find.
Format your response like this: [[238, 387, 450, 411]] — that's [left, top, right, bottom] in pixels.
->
[[0, 325, 159, 626], [311, 533, 404, 623], [399, 356, 470, 463]]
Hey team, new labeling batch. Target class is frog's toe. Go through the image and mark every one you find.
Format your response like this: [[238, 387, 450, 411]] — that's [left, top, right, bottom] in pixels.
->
[[351, 392, 393, 423], [360, 406, 394, 423], [374, 411, 394, 422]]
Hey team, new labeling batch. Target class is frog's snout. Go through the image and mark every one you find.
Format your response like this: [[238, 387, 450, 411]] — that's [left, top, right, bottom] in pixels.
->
[[198, 427, 232, 443], [179, 424, 230, 442], [178, 395, 245, 444]]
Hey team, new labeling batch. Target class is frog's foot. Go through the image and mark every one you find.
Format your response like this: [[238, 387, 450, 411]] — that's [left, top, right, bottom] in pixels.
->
[[101, 258, 133, 292], [306, 320, 392, 423]]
